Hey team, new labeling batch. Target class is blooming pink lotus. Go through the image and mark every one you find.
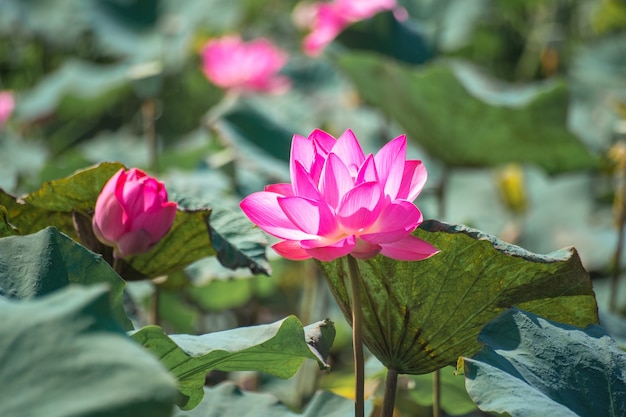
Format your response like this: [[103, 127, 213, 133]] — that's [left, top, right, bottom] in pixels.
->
[[201, 35, 291, 94], [93, 168, 178, 258], [0, 91, 15, 126], [295, 0, 399, 56], [240, 129, 439, 262]]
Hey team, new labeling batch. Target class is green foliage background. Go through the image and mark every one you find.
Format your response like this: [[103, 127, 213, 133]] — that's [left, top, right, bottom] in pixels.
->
[[0, 0, 625, 416]]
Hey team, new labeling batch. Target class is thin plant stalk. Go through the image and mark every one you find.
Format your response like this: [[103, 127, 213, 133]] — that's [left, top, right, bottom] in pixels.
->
[[611, 163, 626, 313], [141, 99, 158, 172], [433, 369, 441, 417], [433, 166, 449, 416], [347, 255, 365, 417], [382, 368, 399, 417], [150, 284, 161, 326]]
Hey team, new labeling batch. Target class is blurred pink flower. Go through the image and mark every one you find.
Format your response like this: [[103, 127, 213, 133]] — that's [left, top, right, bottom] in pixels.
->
[[240, 129, 439, 262], [201, 35, 291, 94], [0, 91, 15, 126], [296, 0, 399, 56], [93, 168, 178, 258]]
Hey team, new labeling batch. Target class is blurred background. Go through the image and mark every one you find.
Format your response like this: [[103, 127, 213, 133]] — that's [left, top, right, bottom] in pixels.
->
[[1, 0, 625, 415]]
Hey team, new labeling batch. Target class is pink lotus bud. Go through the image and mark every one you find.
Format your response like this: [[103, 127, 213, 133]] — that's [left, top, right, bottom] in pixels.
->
[[92, 168, 178, 258], [0, 91, 15, 126], [297, 0, 398, 56], [201, 35, 291, 94], [240, 129, 439, 262]]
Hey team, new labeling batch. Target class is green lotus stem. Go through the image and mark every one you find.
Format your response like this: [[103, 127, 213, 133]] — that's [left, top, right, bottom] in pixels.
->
[[141, 99, 158, 172], [433, 369, 441, 417], [112, 258, 121, 275], [610, 165, 626, 313], [382, 368, 399, 417], [347, 255, 365, 417]]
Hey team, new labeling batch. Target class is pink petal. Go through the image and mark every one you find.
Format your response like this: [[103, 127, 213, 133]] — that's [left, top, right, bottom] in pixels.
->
[[331, 130, 365, 175], [355, 154, 379, 185], [291, 134, 315, 177], [351, 238, 382, 259], [132, 202, 178, 241], [272, 240, 311, 260], [320, 153, 354, 209], [301, 235, 356, 261], [301, 4, 347, 56], [201, 35, 289, 93], [265, 183, 294, 196], [292, 161, 322, 200], [397, 159, 427, 202], [309, 129, 337, 155], [115, 228, 153, 258], [305, 130, 337, 183], [95, 169, 124, 216], [361, 200, 423, 243], [336, 0, 397, 20], [278, 196, 338, 236], [379, 235, 439, 261], [374, 135, 406, 199], [93, 193, 127, 242], [240, 192, 317, 240], [336, 181, 383, 232], [0, 91, 15, 125]]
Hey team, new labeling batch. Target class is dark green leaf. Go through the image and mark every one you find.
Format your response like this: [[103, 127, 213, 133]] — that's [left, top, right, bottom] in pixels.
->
[[173, 382, 371, 417], [0, 206, 17, 236], [0, 226, 132, 330], [0, 285, 178, 417], [336, 12, 433, 65], [124, 207, 215, 279], [336, 53, 598, 174], [462, 308, 626, 417], [208, 207, 271, 275], [132, 316, 335, 410], [317, 220, 598, 375], [217, 102, 294, 163], [0, 189, 76, 239], [18, 59, 131, 121], [23, 161, 124, 212]]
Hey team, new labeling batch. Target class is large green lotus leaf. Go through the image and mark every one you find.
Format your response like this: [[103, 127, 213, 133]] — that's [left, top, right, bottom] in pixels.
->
[[0, 285, 178, 417], [207, 206, 271, 275], [216, 101, 294, 163], [0, 206, 17, 236], [336, 52, 598, 174], [336, 11, 433, 65], [461, 308, 626, 417], [0, 162, 124, 240], [17, 59, 131, 123], [0, 226, 132, 330], [23, 161, 124, 212], [1, 162, 269, 277], [132, 317, 336, 410], [173, 382, 372, 417], [317, 220, 598, 375], [0, 189, 76, 239]]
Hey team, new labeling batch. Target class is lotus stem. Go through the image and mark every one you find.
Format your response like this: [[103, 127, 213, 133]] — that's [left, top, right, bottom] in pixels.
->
[[610, 168, 626, 313], [347, 255, 365, 417], [141, 99, 158, 172], [433, 369, 441, 417], [382, 368, 399, 417]]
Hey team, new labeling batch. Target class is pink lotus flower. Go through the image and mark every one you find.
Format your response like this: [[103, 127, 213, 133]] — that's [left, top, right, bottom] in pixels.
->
[[0, 91, 15, 126], [201, 35, 291, 94], [296, 0, 399, 56], [240, 129, 439, 262], [93, 168, 178, 258]]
